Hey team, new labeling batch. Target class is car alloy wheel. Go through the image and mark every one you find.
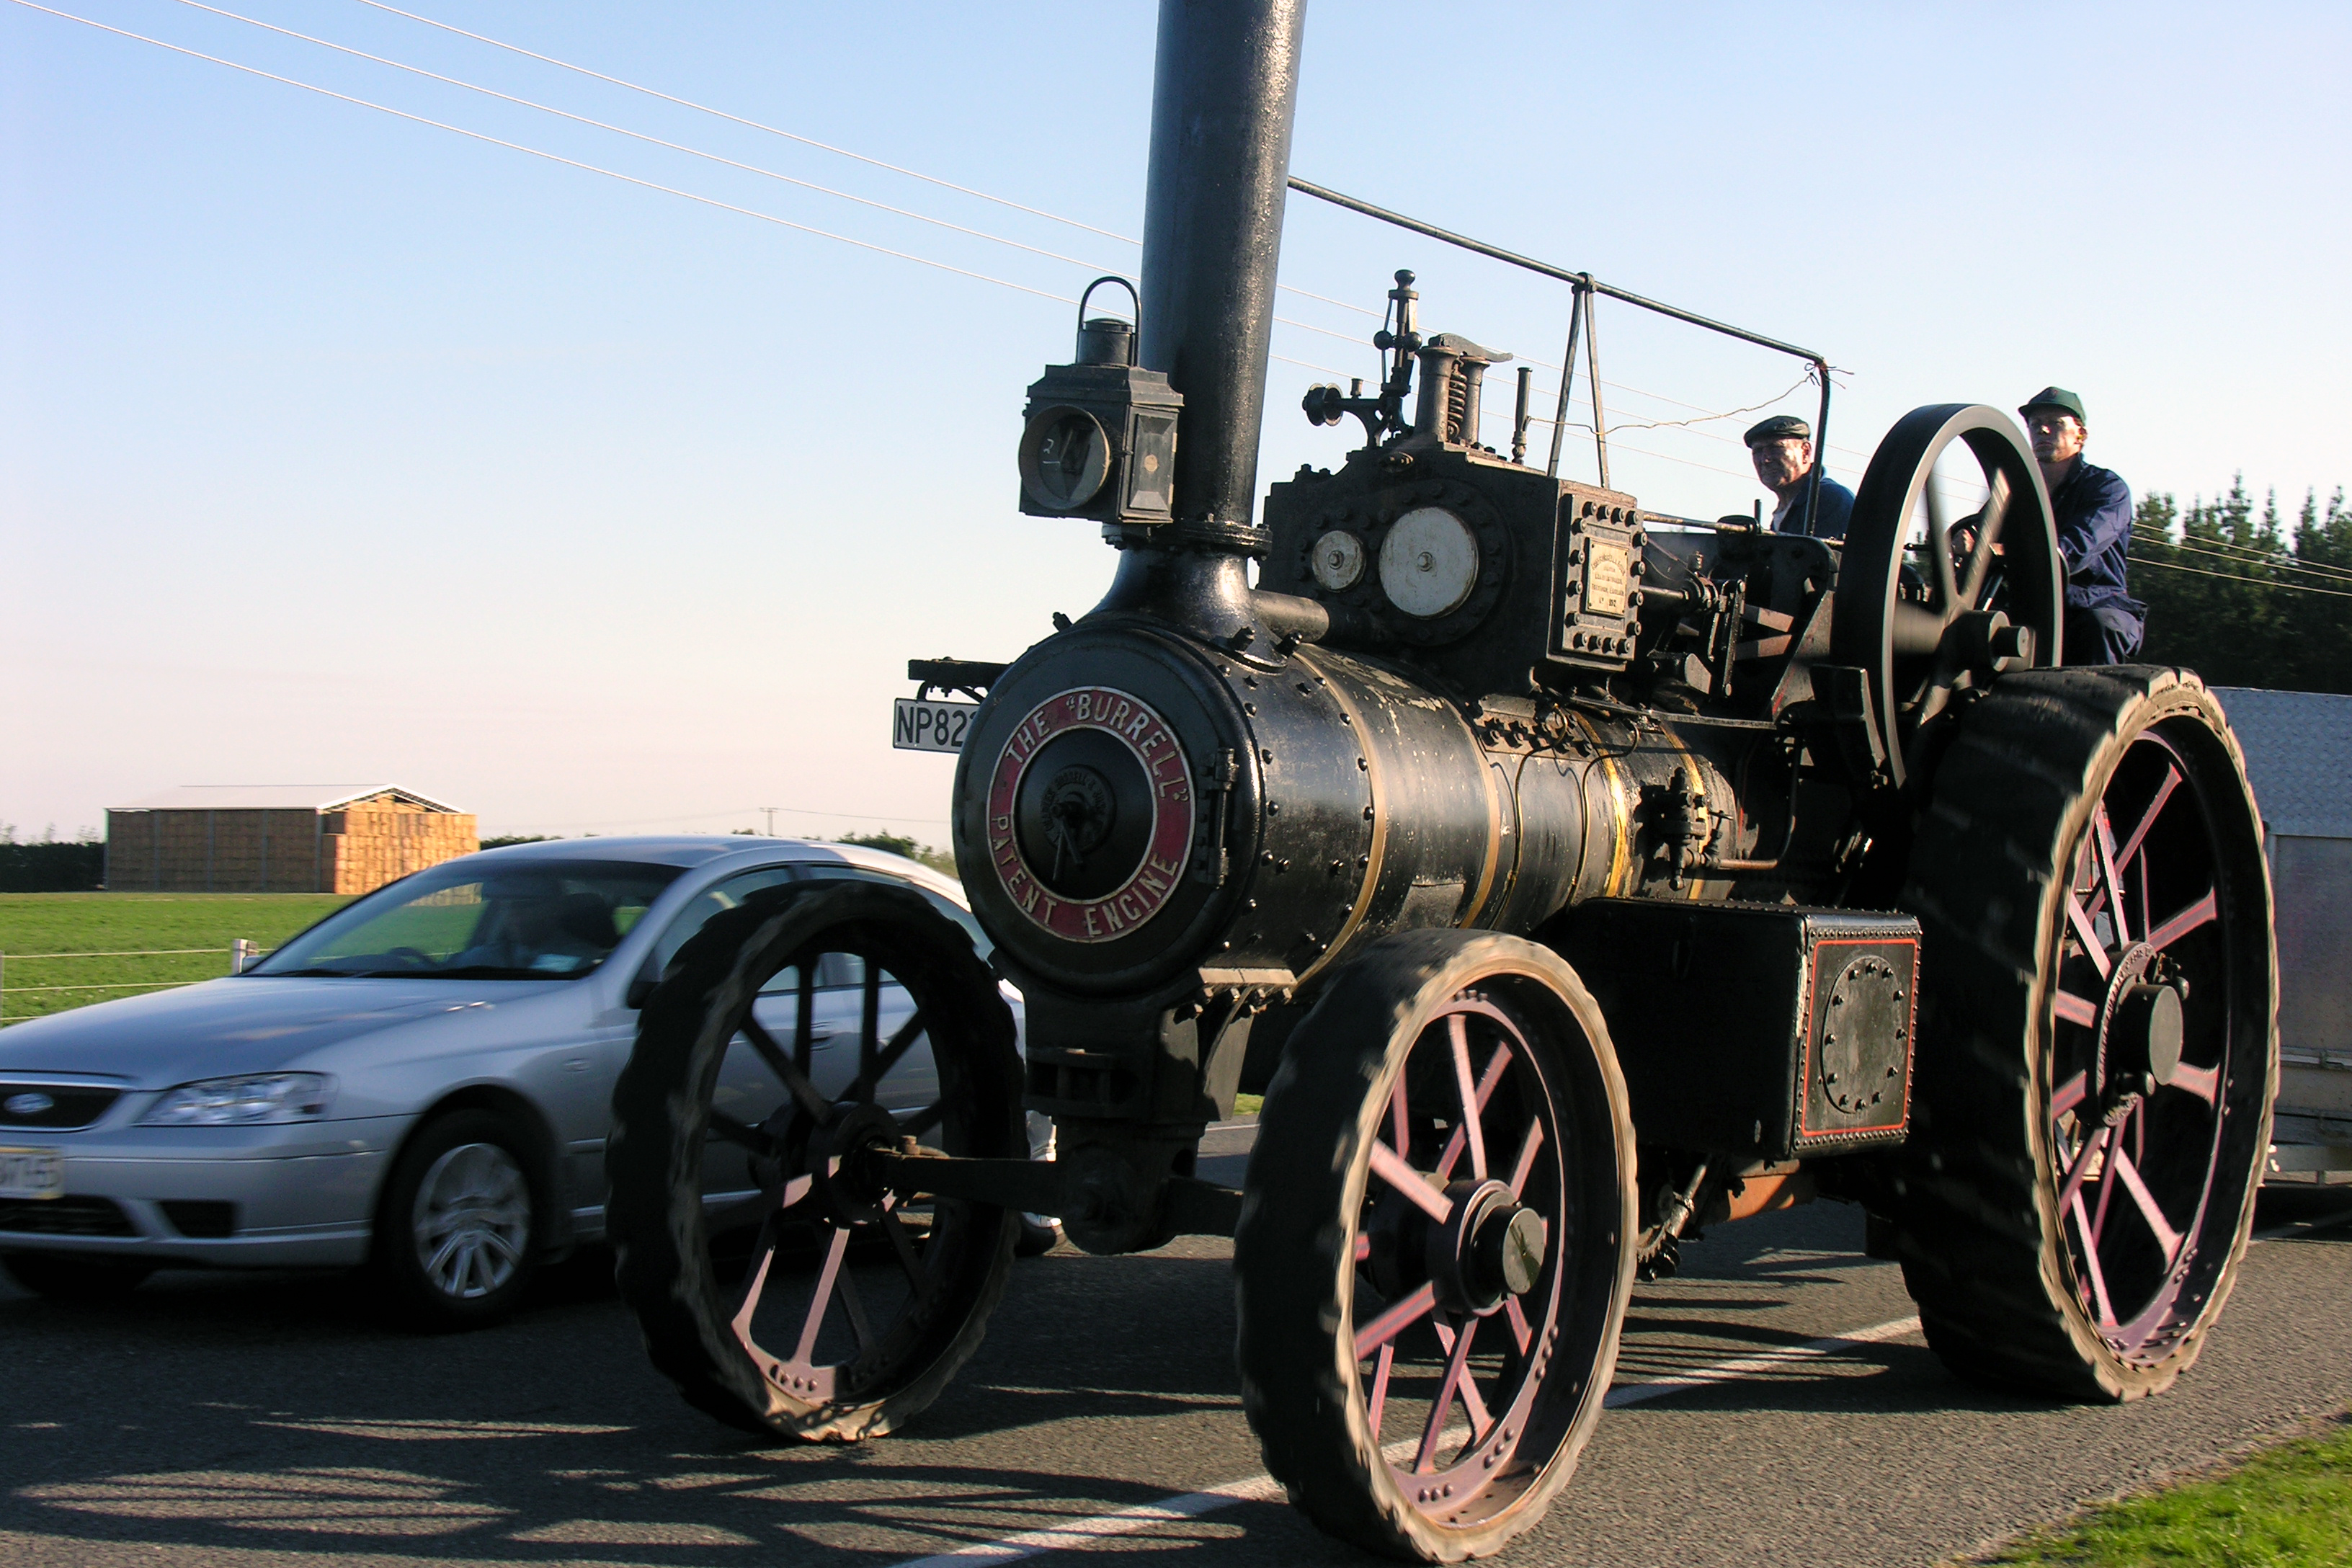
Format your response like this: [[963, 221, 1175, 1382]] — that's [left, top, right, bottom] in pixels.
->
[[411, 1141, 532, 1301]]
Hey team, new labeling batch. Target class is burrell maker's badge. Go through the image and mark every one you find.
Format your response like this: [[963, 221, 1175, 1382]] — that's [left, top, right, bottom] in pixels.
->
[[986, 687, 1194, 942]]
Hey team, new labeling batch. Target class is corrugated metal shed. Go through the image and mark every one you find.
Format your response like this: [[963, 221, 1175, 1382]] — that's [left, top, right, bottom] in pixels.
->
[[2212, 687, 2352, 840]]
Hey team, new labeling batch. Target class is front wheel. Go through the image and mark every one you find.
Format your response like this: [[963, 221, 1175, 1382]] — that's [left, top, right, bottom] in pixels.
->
[[1236, 931, 1636, 1562], [373, 1108, 542, 1330]]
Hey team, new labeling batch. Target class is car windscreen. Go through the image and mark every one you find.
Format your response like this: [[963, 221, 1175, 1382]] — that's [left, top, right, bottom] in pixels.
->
[[250, 860, 685, 980]]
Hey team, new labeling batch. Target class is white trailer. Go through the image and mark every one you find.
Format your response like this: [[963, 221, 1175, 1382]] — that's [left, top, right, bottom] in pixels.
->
[[2215, 687, 2352, 1183]]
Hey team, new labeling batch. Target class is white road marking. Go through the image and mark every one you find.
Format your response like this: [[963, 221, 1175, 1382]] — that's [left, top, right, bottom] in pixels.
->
[[886, 1315, 1923, 1567]]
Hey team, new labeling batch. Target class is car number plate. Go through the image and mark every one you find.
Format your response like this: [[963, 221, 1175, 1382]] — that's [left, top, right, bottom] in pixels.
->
[[894, 698, 979, 754], [0, 1147, 64, 1200]]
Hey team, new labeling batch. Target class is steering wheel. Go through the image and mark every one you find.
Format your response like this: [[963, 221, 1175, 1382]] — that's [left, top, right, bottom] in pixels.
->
[[1830, 404, 2062, 791]]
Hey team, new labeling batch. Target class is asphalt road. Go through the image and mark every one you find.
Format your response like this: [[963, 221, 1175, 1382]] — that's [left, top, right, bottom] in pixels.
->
[[4, 1121, 2350, 1568]]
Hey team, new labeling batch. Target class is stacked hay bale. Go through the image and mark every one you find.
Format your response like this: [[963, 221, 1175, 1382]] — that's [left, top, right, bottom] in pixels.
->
[[105, 786, 478, 894], [319, 794, 481, 894]]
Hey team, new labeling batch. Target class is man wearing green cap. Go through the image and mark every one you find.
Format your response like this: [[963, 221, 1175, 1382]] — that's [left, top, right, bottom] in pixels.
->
[[1744, 414, 1853, 541], [2021, 387, 2142, 664]]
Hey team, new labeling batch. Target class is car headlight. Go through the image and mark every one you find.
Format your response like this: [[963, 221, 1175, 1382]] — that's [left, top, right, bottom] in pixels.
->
[[139, 1073, 337, 1126]]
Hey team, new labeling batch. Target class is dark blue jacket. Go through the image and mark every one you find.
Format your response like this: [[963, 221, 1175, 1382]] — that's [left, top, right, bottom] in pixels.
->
[[2049, 459, 2143, 633], [1774, 473, 1854, 542]]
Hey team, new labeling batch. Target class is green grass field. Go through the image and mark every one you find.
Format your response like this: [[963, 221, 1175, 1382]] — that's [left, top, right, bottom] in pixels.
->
[[0, 892, 352, 1025], [1981, 1419, 2352, 1567]]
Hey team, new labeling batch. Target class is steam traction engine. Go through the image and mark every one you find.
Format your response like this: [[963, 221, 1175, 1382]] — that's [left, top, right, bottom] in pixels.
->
[[605, 2, 2278, 1559]]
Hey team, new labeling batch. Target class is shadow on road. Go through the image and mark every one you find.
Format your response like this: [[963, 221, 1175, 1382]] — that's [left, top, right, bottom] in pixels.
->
[[4, 1188, 2347, 1566]]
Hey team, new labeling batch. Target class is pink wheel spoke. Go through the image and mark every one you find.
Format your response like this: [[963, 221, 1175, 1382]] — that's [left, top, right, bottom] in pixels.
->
[[1507, 1116, 1547, 1200], [2064, 893, 2113, 979], [2093, 806, 2132, 945], [2057, 1122, 2108, 1213], [730, 1216, 783, 1334], [2147, 888, 2218, 952], [1437, 1040, 1512, 1180], [1354, 1282, 1437, 1358], [2167, 1062, 2220, 1104], [792, 1226, 852, 1365], [1449, 1016, 1487, 1180], [1415, 1314, 1481, 1473], [2111, 1146, 2185, 1266], [2089, 1115, 2125, 1244], [2067, 1190, 2119, 1326], [2052, 1071, 2089, 1120], [740, 1015, 834, 1121], [2054, 990, 2101, 1028], [1504, 1296, 1533, 1355], [1371, 1141, 1454, 1224], [835, 1263, 878, 1351], [1390, 1078, 1411, 1161], [2114, 765, 2183, 875], [1430, 1316, 1494, 1441], [881, 1207, 927, 1288], [1366, 1342, 1395, 1436]]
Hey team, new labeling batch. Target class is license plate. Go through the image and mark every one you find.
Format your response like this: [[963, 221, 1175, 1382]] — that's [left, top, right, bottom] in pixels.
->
[[894, 698, 979, 754], [0, 1147, 63, 1200]]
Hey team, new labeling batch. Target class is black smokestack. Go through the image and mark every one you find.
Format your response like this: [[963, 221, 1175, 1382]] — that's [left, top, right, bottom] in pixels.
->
[[1139, 0, 1306, 545]]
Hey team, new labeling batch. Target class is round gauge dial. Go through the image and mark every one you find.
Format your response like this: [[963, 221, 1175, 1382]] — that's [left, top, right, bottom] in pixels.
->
[[1311, 529, 1366, 592], [1378, 507, 1480, 618]]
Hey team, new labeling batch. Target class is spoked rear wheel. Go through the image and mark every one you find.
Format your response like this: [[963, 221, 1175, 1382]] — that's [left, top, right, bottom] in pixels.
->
[[608, 881, 1025, 1440], [1237, 932, 1636, 1562], [1895, 667, 2276, 1398]]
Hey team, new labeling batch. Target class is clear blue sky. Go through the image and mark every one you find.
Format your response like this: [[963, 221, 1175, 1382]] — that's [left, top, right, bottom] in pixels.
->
[[6, 1, 2348, 842]]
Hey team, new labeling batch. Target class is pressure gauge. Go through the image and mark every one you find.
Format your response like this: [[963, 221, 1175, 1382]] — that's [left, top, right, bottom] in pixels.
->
[[1311, 529, 1365, 591], [1379, 507, 1479, 618]]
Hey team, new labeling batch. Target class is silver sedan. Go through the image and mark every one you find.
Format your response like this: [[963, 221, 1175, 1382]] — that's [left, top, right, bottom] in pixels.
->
[[0, 837, 1047, 1326]]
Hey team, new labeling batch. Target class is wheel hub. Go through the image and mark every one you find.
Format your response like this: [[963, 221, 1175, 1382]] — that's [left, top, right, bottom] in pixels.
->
[[809, 1100, 904, 1226], [2093, 941, 2186, 1100], [1428, 1178, 1546, 1317]]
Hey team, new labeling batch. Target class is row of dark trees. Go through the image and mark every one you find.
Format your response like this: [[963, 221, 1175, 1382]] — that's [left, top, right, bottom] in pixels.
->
[[2130, 478, 2352, 693]]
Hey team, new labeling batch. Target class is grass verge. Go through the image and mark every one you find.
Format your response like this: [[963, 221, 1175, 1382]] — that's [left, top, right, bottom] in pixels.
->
[[1979, 1415, 2352, 1566], [0, 893, 352, 1024]]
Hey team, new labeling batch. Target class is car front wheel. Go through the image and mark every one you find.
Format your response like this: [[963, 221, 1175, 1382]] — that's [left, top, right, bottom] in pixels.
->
[[375, 1109, 540, 1330]]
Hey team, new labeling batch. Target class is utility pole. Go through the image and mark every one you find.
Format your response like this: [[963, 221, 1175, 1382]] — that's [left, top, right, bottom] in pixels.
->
[[761, 806, 778, 837]]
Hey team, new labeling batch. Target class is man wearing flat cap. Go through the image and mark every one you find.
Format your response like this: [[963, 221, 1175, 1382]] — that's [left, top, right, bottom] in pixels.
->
[[1744, 414, 1853, 541], [2021, 387, 2142, 664]]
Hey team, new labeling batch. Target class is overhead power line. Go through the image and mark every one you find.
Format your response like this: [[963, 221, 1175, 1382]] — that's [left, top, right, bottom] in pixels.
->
[[2128, 556, 2352, 600], [2132, 527, 2352, 584], [13, 1, 1079, 304], [168, 0, 1131, 279]]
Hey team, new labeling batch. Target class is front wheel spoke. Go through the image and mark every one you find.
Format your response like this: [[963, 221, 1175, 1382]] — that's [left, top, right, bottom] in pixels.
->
[[1506, 1115, 1547, 1200], [845, 1010, 927, 1102], [1366, 1342, 1396, 1437], [1370, 1141, 1453, 1224], [1430, 1315, 1494, 1441], [2110, 1146, 2186, 1266], [708, 1110, 782, 1157], [1435, 1044, 1513, 1180], [835, 1265, 878, 1351], [1448, 1015, 1487, 1180], [881, 1208, 927, 1290], [2054, 990, 2101, 1028], [1353, 1282, 1437, 1359], [2067, 1190, 2119, 1326], [730, 1216, 785, 1329], [1415, 1314, 1481, 1473], [792, 1226, 853, 1366], [898, 1100, 945, 1139], [2052, 1071, 2089, 1121], [1504, 1296, 1534, 1355], [2147, 888, 2218, 953], [2167, 1062, 2220, 1104], [741, 1015, 833, 1121]]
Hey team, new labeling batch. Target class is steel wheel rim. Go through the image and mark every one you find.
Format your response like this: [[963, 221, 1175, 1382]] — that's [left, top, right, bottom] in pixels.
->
[[1345, 990, 1578, 1526], [2046, 726, 2252, 1361], [411, 1141, 530, 1300], [702, 948, 973, 1410]]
